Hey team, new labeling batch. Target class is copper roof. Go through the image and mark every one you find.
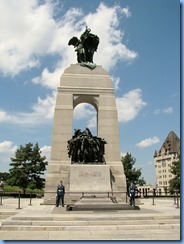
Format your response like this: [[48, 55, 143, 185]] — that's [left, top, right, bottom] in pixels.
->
[[154, 131, 180, 157]]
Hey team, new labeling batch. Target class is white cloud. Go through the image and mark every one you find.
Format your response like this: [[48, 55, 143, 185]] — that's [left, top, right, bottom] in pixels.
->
[[0, 0, 57, 76], [121, 6, 131, 18], [87, 116, 97, 129], [0, 141, 17, 154], [73, 89, 146, 128], [40, 145, 51, 160], [154, 107, 173, 115], [112, 76, 120, 91], [0, 1, 137, 89], [153, 109, 161, 115], [135, 136, 160, 148], [0, 92, 55, 126], [83, 3, 138, 71], [120, 152, 128, 158], [73, 103, 96, 121], [32, 92, 56, 120], [0, 141, 17, 172], [0, 111, 8, 122], [0, 1, 138, 128], [163, 107, 173, 114], [0, 88, 146, 127], [73, 103, 97, 130], [116, 89, 147, 123]]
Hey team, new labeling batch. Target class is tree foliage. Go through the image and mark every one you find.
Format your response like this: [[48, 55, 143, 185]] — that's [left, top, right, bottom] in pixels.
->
[[169, 159, 180, 194], [121, 152, 146, 189], [0, 172, 10, 182], [7, 143, 48, 194]]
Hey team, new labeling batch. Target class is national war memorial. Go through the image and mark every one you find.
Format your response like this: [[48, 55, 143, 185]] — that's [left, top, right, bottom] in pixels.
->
[[44, 27, 128, 210]]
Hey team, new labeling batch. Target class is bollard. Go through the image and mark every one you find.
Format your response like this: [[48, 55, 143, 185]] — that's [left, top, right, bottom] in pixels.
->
[[140, 189, 144, 199], [0, 192, 3, 205], [143, 188, 145, 198], [126, 192, 128, 203], [173, 191, 176, 205], [17, 191, 22, 209], [29, 192, 32, 206], [152, 190, 155, 205], [176, 191, 180, 208]]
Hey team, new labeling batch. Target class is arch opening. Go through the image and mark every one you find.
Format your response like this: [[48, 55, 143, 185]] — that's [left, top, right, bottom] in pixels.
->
[[73, 102, 97, 136]]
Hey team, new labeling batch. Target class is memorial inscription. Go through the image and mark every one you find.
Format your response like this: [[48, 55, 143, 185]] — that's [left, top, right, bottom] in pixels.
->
[[78, 170, 102, 178]]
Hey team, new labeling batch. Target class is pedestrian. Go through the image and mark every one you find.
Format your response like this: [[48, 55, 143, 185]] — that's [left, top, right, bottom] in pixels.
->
[[129, 182, 137, 207], [56, 181, 65, 207]]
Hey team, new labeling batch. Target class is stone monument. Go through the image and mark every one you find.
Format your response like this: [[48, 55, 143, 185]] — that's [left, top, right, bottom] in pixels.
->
[[44, 28, 127, 206]]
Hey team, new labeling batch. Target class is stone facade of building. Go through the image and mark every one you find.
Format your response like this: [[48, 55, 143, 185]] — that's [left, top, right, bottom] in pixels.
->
[[154, 131, 180, 194]]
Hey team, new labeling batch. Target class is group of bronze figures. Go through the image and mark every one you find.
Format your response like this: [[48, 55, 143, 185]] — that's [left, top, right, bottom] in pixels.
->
[[68, 27, 99, 64], [67, 128, 107, 164]]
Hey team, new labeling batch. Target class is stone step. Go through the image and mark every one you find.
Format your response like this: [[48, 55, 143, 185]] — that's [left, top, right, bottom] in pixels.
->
[[0, 212, 18, 220], [0, 223, 180, 231], [69, 205, 139, 211], [66, 197, 135, 211], [0, 212, 17, 215], [0, 215, 10, 219], [0, 228, 180, 241], [79, 197, 112, 202], [10, 213, 180, 221], [1, 218, 180, 227]]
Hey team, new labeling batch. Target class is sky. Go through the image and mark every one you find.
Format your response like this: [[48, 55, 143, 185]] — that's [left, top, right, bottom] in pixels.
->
[[0, 0, 180, 187]]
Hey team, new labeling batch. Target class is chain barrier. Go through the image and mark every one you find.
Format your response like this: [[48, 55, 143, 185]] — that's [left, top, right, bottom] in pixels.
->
[[0, 190, 180, 209]]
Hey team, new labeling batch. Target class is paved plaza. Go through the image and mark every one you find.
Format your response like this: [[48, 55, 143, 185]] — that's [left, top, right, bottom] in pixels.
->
[[0, 196, 180, 240]]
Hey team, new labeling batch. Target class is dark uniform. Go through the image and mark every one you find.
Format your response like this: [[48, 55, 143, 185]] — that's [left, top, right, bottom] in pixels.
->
[[129, 183, 137, 207], [56, 182, 65, 207]]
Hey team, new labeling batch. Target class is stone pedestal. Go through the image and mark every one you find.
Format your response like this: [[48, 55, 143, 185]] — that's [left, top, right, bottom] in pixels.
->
[[44, 64, 127, 204], [69, 165, 111, 193]]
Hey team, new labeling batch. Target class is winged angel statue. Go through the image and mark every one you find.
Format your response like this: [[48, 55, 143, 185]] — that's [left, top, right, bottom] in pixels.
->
[[68, 27, 99, 69]]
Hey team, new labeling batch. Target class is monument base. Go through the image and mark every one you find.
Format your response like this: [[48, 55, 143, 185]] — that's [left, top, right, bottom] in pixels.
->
[[67, 164, 132, 210], [69, 164, 112, 193], [68, 164, 112, 203], [66, 196, 140, 211]]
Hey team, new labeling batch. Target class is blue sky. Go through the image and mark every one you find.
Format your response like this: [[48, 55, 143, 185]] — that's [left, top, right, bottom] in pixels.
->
[[0, 0, 180, 186]]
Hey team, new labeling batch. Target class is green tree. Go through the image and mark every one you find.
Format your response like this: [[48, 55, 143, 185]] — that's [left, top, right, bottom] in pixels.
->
[[169, 159, 180, 194], [137, 177, 146, 186], [121, 152, 146, 190], [7, 143, 48, 194], [0, 172, 10, 182]]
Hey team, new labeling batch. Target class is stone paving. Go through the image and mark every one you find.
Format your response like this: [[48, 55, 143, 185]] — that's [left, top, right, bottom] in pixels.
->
[[0, 197, 180, 241]]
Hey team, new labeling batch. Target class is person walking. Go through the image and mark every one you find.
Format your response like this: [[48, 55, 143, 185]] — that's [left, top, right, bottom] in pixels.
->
[[56, 181, 65, 207]]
